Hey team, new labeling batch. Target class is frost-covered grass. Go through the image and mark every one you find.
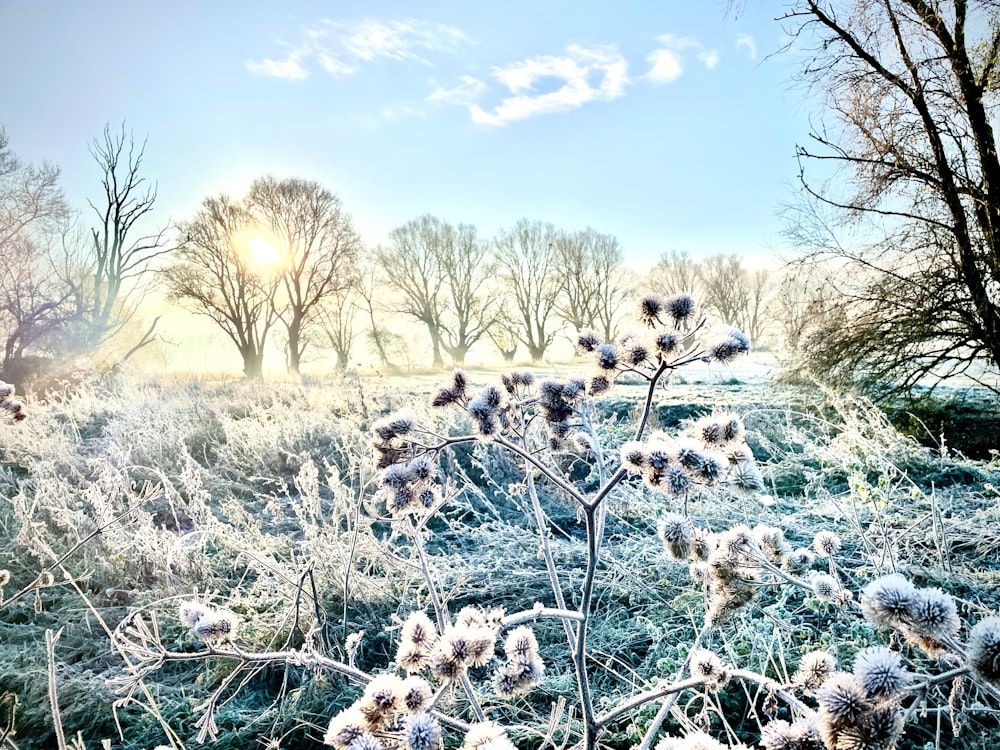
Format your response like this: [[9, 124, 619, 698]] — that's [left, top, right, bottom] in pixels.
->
[[0, 363, 998, 750]]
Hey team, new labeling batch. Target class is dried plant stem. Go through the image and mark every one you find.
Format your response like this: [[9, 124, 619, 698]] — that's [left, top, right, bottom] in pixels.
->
[[46, 628, 67, 750]]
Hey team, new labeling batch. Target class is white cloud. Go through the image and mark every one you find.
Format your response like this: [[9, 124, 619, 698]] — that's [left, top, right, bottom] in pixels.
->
[[645, 48, 683, 83], [245, 55, 309, 80], [645, 35, 718, 83], [469, 44, 628, 126], [427, 75, 488, 105], [247, 18, 468, 79], [736, 33, 757, 60]]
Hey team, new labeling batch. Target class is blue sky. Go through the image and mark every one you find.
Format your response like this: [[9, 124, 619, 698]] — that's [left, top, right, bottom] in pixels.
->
[[2, 1, 810, 268]]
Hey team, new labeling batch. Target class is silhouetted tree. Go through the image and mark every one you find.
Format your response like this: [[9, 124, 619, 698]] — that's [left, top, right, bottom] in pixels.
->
[[247, 176, 360, 376], [494, 219, 561, 361], [163, 196, 280, 378], [784, 0, 1000, 393]]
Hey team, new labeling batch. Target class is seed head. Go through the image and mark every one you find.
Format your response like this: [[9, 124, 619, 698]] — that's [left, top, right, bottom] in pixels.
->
[[665, 293, 696, 324], [462, 722, 516, 750], [689, 648, 730, 690], [638, 295, 665, 324], [759, 719, 819, 750], [0, 569, 9, 587], [815, 672, 872, 725], [403, 712, 441, 750], [595, 343, 620, 371], [178, 600, 212, 628], [852, 646, 910, 699], [967, 616, 1000, 687], [861, 575, 917, 630], [191, 609, 239, 646], [658, 513, 695, 560], [906, 587, 960, 640], [362, 674, 402, 716], [400, 676, 434, 713], [792, 651, 837, 692], [324, 707, 368, 748], [401, 611, 437, 648], [812, 531, 842, 558], [811, 574, 839, 602]]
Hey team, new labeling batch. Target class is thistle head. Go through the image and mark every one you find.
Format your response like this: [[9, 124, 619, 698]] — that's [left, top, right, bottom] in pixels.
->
[[968, 616, 1000, 688], [852, 646, 910, 699]]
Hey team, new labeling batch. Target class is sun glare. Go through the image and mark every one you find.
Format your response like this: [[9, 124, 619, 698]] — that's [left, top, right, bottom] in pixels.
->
[[247, 237, 282, 267]]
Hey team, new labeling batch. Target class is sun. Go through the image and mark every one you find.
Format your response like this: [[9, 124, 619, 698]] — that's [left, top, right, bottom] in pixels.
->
[[247, 237, 282, 267]]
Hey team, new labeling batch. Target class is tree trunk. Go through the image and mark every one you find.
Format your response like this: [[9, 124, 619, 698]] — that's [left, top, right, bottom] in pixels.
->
[[287, 316, 303, 375], [335, 349, 349, 370], [242, 348, 264, 379]]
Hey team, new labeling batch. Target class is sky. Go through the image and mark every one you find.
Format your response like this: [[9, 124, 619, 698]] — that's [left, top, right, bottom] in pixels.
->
[[1, 0, 814, 270]]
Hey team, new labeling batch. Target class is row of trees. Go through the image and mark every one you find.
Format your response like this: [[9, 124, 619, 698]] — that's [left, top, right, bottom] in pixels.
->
[[0, 124, 168, 384], [162, 184, 790, 376]]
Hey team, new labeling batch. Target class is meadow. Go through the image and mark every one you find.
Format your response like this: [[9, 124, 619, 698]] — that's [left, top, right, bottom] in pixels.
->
[[1, 336, 999, 750]]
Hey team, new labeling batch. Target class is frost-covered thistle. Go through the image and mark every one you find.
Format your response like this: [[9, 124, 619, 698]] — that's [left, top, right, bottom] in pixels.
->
[[689, 648, 729, 690], [665, 293, 696, 325], [708, 328, 750, 363], [852, 646, 910, 699], [191, 609, 239, 646], [347, 733, 384, 750], [654, 730, 727, 750], [178, 600, 211, 628], [759, 718, 819, 750], [659, 513, 695, 560], [967, 616, 1000, 687], [791, 651, 837, 693], [812, 530, 842, 558], [815, 672, 872, 725], [400, 677, 433, 713], [595, 343, 620, 372], [638, 295, 665, 325], [495, 625, 544, 697], [654, 330, 680, 357], [905, 587, 960, 640], [0, 382, 25, 422], [576, 329, 602, 354], [324, 706, 369, 748], [461, 723, 517, 750], [361, 674, 402, 719], [811, 573, 839, 602], [861, 575, 917, 630], [403, 713, 441, 750]]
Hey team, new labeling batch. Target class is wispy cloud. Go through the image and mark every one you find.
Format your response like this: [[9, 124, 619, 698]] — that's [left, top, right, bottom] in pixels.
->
[[736, 33, 757, 60], [645, 35, 719, 83], [427, 75, 488, 106], [247, 18, 468, 79], [467, 44, 628, 127]]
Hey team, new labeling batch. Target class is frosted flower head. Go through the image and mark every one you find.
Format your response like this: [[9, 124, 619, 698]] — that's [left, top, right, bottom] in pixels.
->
[[815, 672, 872, 724], [373, 411, 417, 442], [347, 733, 384, 750], [811, 573, 839, 602], [178, 600, 212, 628], [595, 343, 620, 371], [0, 569, 9, 587], [665, 293, 696, 324], [462, 722, 516, 750], [588, 374, 612, 395], [853, 646, 910, 698], [323, 706, 368, 748], [620, 442, 647, 472], [689, 648, 729, 690], [968, 616, 1000, 687], [812, 531, 842, 558], [401, 611, 437, 648], [576, 329, 601, 354], [504, 626, 540, 660], [403, 712, 441, 750], [638, 295, 665, 324], [362, 674, 402, 716], [792, 651, 837, 692], [906, 587, 960, 640], [191, 609, 239, 646], [708, 328, 750, 363], [861, 575, 917, 630], [658, 513, 695, 560], [399, 676, 433, 713], [785, 547, 816, 574], [759, 719, 818, 750]]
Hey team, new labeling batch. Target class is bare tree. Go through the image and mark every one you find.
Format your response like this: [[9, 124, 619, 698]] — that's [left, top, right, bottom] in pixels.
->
[[0, 127, 76, 381], [646, 250, 701, 298], [314, 284, 360, 370], [246, 176, 360, 376], [86, 123, 170, 355], [379, 215, 496, 367], [162, 196, 280, 378], [554, 228, 632, 340], [698, 254, 773, 344], [494, 218, 561, 361], [784, 0, 1000, 393]]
